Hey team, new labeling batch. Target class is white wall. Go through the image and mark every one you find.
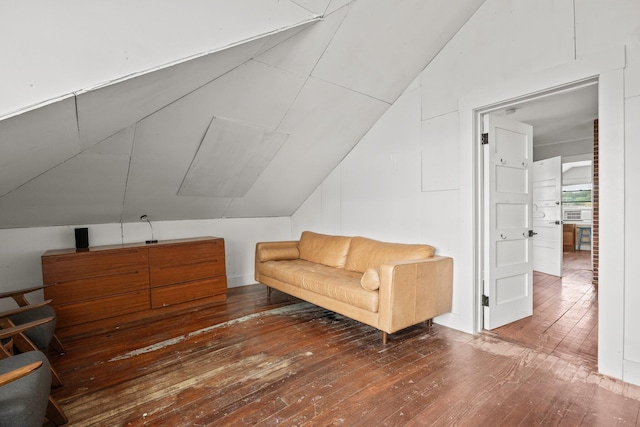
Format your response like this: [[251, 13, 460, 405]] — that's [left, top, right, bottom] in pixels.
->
[[563, 165, 592, 186], [0, 217, 292, 310], [535, 139, 594, 162], [292, 0, 640, 385]]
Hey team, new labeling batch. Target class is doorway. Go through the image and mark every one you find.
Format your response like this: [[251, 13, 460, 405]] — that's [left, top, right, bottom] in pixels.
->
[[462, 49, 625, 379], [479, 82, 598, 361]]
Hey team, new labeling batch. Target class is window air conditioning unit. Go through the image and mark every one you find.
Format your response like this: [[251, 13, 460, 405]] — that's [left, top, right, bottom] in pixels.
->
[[563, 210, 582, 221]]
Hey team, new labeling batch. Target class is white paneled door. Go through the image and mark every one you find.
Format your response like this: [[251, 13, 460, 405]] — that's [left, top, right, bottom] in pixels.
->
[[482, 114, 534, 330], [532, 156, 563, 277]]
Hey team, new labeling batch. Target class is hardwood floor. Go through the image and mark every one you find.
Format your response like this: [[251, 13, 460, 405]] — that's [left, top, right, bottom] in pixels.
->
[[46, 260, 639, 426], [487, 250, 598, 364]]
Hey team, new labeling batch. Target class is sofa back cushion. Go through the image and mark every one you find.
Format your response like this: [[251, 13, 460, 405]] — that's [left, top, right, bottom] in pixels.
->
[[298, 231, 352, 268], [345, 236, 435, 273]]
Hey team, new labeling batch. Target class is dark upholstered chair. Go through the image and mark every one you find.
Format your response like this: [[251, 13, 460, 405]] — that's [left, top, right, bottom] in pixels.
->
[[0, 285, 65, 354], [0, 339, 67, 426], [9, 304, 58, 352], [0, 307, 63, 387]]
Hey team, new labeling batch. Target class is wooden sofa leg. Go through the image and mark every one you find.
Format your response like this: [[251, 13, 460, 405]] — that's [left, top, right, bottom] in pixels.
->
[[267, 286, 272, 298], [382, 331, 388, 345]]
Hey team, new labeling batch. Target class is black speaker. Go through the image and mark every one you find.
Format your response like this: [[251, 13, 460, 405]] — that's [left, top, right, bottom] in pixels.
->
[[75, 228, 89, 249]]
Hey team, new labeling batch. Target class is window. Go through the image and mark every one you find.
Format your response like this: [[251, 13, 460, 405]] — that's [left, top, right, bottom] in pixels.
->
[[562, 183, 592, 207]]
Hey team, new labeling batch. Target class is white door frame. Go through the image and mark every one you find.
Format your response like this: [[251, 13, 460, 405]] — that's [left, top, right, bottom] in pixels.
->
[[458, 47, 625, 380]]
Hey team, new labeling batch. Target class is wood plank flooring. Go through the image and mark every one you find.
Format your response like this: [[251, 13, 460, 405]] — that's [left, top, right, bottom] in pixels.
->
[[46, 256, 640, 426], [487, 250, 597, 364]]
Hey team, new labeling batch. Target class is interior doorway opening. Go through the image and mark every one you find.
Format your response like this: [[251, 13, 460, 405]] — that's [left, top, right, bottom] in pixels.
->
[[478, 80, 598, 361]]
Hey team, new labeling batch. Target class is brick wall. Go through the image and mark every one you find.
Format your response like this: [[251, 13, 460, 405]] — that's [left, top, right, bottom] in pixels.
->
[[592, 119, 599, 286]]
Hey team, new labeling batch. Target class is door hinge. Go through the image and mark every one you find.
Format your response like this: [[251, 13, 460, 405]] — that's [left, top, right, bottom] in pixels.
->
[[482, 294, 489, 307], [481, 133, 489, 145]]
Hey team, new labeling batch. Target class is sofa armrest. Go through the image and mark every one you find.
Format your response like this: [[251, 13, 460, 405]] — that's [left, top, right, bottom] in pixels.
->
[[255, 241, 300, 281], [377, 256, 453, 334]]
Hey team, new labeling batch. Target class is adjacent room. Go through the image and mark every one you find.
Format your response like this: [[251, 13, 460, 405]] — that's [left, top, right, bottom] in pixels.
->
[[1, 0, 639, 425]]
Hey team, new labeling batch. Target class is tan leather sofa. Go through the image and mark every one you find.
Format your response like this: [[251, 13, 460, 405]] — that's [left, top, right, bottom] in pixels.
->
[[255, 231, 453, 343]]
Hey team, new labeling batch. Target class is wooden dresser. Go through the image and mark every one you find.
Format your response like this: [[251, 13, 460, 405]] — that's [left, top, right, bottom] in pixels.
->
[[563, 224, 576, 252], [42, 237, 226, 335]]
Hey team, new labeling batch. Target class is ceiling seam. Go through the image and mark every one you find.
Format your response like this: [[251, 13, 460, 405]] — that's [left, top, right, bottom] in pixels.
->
[[251, 5, 349, 132], [386, 1, 488, 107], [274, 74, 311, 132], [74, 95, 81, 142], [142, 20, 324, 133], [0, 18, 322, 124], [176, 116, 215, 197], [287, 0, 322, 16], [573, 0, 577, 61], [307, 75, 392, 105], [119, 123, 138, 224], [307, 3, 352, 80], [0, 150, 85, 199], [73, 18, 322, 98], [133, 59, 255, 127], [75, 57, 257, 152]]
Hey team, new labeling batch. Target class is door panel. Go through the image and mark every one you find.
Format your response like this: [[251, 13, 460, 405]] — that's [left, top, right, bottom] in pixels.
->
[[533, 156, 563, 276], [483, 114, 534, 330]]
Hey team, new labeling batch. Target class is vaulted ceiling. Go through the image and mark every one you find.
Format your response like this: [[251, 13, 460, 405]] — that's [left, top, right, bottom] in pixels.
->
[[0, 0, 486, 228]]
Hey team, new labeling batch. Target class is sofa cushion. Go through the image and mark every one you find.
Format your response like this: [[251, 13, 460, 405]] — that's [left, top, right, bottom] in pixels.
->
[[360, 268, 380, 291], [299, 264, 378, 313], [345, 236, 435, 273], [259, 259, 379, 312], [257, 246, 300, 262], [259, 259, 319, 285], [298, 231, 352, 268]]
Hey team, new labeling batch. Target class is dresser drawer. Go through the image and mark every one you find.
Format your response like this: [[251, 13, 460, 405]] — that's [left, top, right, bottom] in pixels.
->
[[148, 239, 224, 267], [53, 290, 151, 326], [42, 248, 148, 283], [149, 259, 225, 287], [44, 269, 149, 304], [150, 276, 227, 308]]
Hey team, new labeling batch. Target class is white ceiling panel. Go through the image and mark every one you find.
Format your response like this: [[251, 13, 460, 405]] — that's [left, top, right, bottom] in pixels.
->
[[0, 1, 492, 228], [0, 97, 80, 197], [179, 118, 288, 197], [256, 4, 350, 77], [121, 96, 232, 223], [0, 126, 134, 227], [291, 0, 333, 15], [0, 151, 131, 228], [254, 22, 314, 57], [0, 0, 320, 118], [312, 0, 486, 103], [76, 37, 266, 148], [326, 0, 352, 15], [190, 60, 308, 129], [224, 77, 389, 217], [85, 126, 136, 156]]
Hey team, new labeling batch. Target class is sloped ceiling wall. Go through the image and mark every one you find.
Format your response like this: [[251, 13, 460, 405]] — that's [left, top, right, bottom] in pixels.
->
[[0, 0, 486, 228]]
